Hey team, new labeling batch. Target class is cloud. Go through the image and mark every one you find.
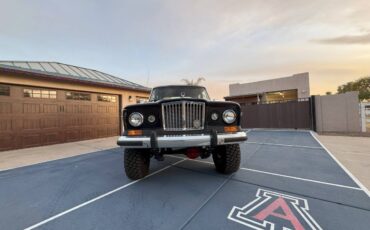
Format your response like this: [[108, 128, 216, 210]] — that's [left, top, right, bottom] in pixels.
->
[[1, 0, 370, 98], [313, 33, 370, 44]]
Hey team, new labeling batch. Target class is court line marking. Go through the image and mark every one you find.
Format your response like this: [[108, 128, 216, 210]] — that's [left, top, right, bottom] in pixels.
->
[[168, 155, 363, 191], [239, 167, 362, 191], [310, 131, 370, 197], [246, 141, 323, 149], [250, 128, 311, 133], [244, 129, 252, 134], [24, 159, 186, 230]]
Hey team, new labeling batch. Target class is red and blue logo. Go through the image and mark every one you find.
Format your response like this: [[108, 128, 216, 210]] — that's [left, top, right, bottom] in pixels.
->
[[228, 189, 322, 230]]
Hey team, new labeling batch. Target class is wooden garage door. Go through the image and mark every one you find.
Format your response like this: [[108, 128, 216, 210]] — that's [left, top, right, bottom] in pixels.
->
[[0, 84, 120, 151]]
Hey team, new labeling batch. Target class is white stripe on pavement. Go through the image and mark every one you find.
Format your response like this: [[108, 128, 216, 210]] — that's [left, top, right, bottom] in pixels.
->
[[167, 155, 363, 191], [246, 141, 323, 149], [310, 131, 370, 197], [239, 167, 362, 191], [24, 159, 186, 230]]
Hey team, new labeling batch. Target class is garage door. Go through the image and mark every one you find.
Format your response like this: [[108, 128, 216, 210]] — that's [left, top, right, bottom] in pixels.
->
[[0, 84, 120, 151]]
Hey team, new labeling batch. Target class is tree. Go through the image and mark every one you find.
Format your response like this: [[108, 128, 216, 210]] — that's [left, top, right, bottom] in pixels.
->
[[325, 91, 332, 95], [182, 77, 205, 86], [337, 76, 370, 100]]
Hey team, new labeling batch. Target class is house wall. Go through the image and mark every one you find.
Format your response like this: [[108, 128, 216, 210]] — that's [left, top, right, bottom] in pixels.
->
[[314, 92, 361, 133], [229, 72, 310, 99]]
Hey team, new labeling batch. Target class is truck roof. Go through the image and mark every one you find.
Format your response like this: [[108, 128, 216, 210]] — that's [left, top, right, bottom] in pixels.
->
[[153, 85, 206, 89]]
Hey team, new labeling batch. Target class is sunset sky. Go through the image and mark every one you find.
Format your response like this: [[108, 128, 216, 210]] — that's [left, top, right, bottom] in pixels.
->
[[1, 0, 370, 99]]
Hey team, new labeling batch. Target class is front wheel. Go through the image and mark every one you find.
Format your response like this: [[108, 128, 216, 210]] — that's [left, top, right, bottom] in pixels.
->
[[124, 149, 150, 180], [212, 144, 241, 174]]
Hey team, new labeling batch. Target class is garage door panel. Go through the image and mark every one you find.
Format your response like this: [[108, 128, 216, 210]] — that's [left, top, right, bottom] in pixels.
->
[[23, 103, 40, 113], [64, 117, 80, 127], [107, 126, 119, 136], [41, 117, 60, 129], [0, 102, 12, 114], [79, 105, 92, 113], [22, 133, 42, 148], [0, 118, 13, 132], [22, 118, 41, 130], [97, 105, 108, 113], [0, 134, 14, 151], [96, 128, 108, 138], [66, 104, 79, 113], [108, 117, 117, 125], [42, 104, 58, 113], [65, 129, 81, 142], [97, 117, 108, 125], [112, 117, 119, 126], [80, 117, 94, 126], [108, 106, 117, 113], [80, 128, 97, 140], [43, 132, 62, 145]]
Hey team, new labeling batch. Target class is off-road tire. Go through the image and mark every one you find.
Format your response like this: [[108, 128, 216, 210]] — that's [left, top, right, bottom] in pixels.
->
[[212, 144, 241, 174], [124, 149, 150, 180]]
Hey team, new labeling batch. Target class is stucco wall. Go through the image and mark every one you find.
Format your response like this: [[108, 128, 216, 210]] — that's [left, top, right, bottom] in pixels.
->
[[314, 92, 361, 133], [229, 72, 310, 98], [0, 72, 150, 108]]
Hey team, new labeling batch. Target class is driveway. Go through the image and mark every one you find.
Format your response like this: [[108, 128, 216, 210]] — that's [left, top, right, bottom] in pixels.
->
[[0, 130, 369, 230]]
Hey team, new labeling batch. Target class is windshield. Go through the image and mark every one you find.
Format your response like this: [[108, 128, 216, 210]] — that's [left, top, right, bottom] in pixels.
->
[[149, 86, 210, 102]]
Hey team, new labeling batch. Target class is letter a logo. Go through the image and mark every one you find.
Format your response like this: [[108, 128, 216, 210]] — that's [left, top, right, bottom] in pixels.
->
[[228, 189, 322, 230]]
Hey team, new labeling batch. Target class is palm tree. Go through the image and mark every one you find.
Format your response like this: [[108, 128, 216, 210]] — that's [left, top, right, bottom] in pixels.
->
[[181, 77, 205, 86]]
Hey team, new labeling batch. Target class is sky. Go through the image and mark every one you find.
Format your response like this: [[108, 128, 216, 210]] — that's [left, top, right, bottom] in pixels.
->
[[1, 0, 370, 99]]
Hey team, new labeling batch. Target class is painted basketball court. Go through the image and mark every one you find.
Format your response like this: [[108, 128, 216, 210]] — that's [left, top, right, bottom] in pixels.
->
[[0, 130, 369, 229]]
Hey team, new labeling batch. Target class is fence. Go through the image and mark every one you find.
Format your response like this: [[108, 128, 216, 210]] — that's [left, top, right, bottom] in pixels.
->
[[313, 92, 362, 133], [240, 98, 313, 129], [234, 91, 364, 133]]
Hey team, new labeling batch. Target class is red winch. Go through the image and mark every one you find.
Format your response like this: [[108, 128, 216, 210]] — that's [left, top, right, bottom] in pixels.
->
[[186, 148, 200, 159]]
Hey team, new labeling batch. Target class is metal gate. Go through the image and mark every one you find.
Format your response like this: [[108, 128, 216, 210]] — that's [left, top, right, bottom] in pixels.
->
[[240, 98, 313, 129], [360, 102, 370, 132]]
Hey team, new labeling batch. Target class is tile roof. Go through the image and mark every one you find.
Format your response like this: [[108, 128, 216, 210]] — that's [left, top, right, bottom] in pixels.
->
[[0, 61, 150, 92]]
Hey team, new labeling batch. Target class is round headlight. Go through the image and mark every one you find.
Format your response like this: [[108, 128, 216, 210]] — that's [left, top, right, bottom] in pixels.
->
[[129, 112, 144, 127], [148, 115, 156, 123], [211, 112, 219, 121], [222, 109, 236, 124]]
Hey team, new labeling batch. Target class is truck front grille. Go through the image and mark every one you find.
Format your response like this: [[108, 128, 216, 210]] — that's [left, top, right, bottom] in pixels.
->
[[162, 101, 205, 131]]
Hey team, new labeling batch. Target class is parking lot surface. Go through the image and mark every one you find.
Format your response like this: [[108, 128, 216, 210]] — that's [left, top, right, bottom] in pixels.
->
[[0, 130, 369, 230]]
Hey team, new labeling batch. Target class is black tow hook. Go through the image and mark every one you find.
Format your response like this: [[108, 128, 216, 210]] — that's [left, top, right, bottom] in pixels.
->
[[151, 149, 164, 161], [200, 147, 212, 159], [154, 152, 164, 161], [150, 132, 164, 161]]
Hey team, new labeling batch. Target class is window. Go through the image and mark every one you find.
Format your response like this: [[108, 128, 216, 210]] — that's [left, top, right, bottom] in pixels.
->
[[97, 95, 116, 102], [0, 84, 10, 96], [66, 92, 91, 101], [264, 89, 298, 104], [136, 96, 149, 104], [149, 86, 210, 102], [24, 88, 56, 99]]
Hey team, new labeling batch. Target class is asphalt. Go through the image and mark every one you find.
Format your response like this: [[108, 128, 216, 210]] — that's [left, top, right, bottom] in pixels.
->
[[0, 130, 369, 230]]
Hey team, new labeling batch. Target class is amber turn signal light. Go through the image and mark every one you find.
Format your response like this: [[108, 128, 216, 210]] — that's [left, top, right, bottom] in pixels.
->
[[224, 126, 239, 133], [127, 130, 143, 136]]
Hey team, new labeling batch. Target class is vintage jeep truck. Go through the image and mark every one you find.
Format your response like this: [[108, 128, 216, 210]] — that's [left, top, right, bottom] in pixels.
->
[[117, 85, 247, 179]]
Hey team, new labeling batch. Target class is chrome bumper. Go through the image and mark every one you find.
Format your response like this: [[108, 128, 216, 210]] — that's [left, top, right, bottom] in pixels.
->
[[117, 131, 247, 149]]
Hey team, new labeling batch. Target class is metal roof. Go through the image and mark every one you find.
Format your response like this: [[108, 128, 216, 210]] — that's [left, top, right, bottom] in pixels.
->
[[0, 61, 150, 92]]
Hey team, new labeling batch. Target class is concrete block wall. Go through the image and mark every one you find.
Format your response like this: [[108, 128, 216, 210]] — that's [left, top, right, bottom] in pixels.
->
[[314, 92, 361, 133]]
